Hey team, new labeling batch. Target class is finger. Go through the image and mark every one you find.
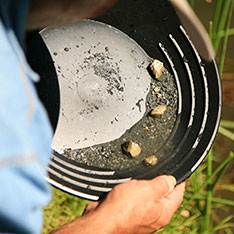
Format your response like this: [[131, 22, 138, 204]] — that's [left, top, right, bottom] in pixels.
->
[[82, 201, 100, 215], [161, 182, 185, 215], [163, 182, 185, 213], [166, 182, 186, 205], [150, 175, 177, 199], [153, 182, 185, 229]]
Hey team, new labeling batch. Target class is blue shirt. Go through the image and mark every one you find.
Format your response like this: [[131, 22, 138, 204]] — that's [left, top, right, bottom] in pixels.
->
[[0, 0, 53, 233]]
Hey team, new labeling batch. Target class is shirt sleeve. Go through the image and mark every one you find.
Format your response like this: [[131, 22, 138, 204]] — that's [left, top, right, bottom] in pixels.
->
[[0, 1, 53, 233]]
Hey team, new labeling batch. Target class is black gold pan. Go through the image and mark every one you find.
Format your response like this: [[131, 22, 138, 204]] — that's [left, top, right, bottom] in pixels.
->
[[27, 0, 221, 200]]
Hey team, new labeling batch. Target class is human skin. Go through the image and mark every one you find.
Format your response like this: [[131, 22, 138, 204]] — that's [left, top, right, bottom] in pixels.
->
[[50, 176, 185, 234]]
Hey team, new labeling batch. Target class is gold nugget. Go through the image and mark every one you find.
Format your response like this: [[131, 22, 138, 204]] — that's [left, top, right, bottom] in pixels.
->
[[123, 140, 141, 158], [150, 59, 164, 79], [151, 105, 167, 118], [144, 155, 158, 166]]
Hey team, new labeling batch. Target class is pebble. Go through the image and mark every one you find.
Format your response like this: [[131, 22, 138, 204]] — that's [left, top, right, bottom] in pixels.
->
[[151, 105, 167, 118], [180, 210, 190, 218], [144, 155, 158, 166], [150, 59, 164, 79], [123, 141, 141, 158], [154, 86, 161, 92]]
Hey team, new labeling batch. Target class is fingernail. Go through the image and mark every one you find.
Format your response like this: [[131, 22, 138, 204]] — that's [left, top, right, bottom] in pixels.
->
[[167, 176, 177, 190]]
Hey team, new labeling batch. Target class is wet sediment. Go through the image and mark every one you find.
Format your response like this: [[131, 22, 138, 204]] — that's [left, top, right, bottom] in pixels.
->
[[64, 68, 178, 170]]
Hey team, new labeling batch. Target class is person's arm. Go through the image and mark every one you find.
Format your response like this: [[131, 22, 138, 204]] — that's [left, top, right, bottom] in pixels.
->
[[0, 1, 53, 233], [51, 175, 185, 234]]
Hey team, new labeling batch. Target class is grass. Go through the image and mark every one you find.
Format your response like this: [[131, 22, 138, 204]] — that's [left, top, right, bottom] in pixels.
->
[[43, 189, 90, 233], [157, 150, 234, 234], [43, 1, 234, 233], [209, 0, 234, 75]]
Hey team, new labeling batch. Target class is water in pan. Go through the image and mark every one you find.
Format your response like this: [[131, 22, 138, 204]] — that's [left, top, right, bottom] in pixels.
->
[[43, 20, 178, 170]]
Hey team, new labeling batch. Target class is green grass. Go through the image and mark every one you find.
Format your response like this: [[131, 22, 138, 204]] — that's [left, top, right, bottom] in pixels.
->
[[43, 1, 234, 233], [208, 0, 234, 75], [43, 189, 90, 233], [158, 151, 234, 234]]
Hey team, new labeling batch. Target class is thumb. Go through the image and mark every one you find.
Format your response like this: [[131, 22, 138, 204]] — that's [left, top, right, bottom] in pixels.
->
[[151, 175, 177, 199]]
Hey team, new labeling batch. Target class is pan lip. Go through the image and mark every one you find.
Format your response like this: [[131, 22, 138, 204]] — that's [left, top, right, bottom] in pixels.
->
[[190, 58, 222, 172], [177, 26, 222, 175], [52, 151, 116, 176], [50, 152, 132, 183], [46, 176, 100, 201]]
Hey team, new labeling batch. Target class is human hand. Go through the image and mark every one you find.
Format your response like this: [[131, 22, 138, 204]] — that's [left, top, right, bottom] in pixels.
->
[[51, 175, 185, 234], [85, 175, 185, 234]]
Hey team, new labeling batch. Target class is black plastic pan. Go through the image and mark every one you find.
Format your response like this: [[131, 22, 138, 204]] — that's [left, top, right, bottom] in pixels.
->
[[27, 0, 222, 200]]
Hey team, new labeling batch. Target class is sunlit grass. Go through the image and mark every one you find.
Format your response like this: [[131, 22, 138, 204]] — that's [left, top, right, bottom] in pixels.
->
[[158, 151, 234, 234], [43, 188, 90, 233]]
